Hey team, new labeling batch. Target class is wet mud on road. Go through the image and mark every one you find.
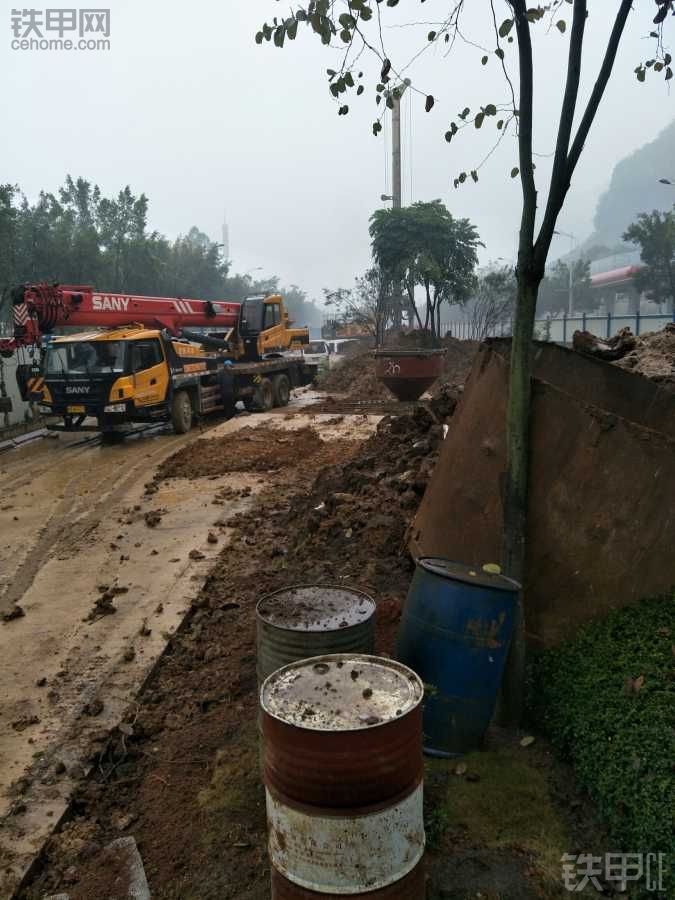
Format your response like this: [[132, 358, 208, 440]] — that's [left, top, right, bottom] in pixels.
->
[[0, 400, 379, 897]]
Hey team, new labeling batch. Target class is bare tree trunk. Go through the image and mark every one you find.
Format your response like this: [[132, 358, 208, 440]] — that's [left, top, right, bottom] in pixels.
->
[[408, 281, 424, 330]]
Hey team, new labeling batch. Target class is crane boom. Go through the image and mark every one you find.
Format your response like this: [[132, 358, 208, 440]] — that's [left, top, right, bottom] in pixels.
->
[[0, 283, 241, 354]]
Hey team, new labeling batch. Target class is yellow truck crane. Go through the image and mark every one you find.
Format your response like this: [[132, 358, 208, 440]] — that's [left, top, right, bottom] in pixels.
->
[[0, 284, 314, 435]]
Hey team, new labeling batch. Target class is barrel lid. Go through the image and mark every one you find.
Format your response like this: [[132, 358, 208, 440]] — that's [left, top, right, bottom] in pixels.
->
[[418, 557, 521, 592], [261, 653, 423, 732], [256, 585, 375, 633]]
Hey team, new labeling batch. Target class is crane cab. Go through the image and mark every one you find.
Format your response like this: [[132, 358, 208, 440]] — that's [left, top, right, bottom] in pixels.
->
[[236, 294, 309, 361]]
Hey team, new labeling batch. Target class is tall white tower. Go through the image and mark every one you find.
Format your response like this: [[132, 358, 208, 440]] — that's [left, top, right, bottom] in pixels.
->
[[222, 212, 230, 261]]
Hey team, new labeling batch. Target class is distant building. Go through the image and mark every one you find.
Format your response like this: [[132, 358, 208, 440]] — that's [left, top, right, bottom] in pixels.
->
[[588, 250, 656, 315]]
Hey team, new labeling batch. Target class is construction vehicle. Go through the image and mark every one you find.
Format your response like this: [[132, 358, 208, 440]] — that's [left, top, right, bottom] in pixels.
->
[[0, 283, 314, 435]]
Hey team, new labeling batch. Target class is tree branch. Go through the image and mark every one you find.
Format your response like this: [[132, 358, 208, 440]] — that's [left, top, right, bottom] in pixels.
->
[[536, 0, 587, 256], [567, 0, 633, 176], [509, 1, 537, 262], [536, 0, 633, 263]]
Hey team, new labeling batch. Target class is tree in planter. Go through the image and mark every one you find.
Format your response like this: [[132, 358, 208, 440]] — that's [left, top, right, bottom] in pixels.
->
[[259, 0, 671, 721], [623, 208, 675, 311], [370, 201, 480, 343]]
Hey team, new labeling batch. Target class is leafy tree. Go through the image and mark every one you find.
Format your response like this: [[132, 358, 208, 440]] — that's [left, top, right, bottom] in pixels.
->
[[623, 209, 675, 311], [257, 0, 672, 722], [0, 177, 317, 327], [537, 259, 595, 315], [324, 267, 392, 340], [281, 283, 323, 329], [0, 185, 18, 292], [469, 267, 517, 341], [370, 201, 480, 341]]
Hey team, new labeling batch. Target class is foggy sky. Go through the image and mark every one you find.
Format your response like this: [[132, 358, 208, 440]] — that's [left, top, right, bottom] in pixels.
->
[[2, 1, 672, 303]]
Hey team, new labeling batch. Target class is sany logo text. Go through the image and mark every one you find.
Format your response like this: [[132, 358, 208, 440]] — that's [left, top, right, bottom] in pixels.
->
[[92, 295, 130, 312]]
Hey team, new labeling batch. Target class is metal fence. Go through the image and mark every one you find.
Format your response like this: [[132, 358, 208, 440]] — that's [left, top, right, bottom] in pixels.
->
[[441, 311, 675, 344]]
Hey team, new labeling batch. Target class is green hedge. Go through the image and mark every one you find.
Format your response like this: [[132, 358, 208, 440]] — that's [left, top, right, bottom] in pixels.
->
[[532, 595, 674, 896]]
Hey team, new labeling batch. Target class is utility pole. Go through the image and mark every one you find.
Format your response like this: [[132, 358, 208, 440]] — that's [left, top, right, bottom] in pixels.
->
[[392, 88, 404, 210], [387, 80, 410, 328]]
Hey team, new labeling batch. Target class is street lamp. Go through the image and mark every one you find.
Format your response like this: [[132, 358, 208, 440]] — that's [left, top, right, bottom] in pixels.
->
[[554, 229, 577, 316], [658, 178, 674, 185], [380, 194, 393, 202]]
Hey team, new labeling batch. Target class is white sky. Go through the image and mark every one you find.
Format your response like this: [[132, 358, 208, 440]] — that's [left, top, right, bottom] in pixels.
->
[[2, 1, 672, 302]]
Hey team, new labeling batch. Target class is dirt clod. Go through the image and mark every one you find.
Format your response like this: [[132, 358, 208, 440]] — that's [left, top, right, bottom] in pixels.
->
[[82, 698, 104, 717], [144, 510, 163, 528], [87, 594, 116, 621], [3, 604, 26, 622]]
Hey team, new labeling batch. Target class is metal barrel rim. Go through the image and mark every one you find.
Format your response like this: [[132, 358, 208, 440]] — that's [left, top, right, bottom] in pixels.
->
[[260, 653, 424, 734], [256, 583, 376, 634]]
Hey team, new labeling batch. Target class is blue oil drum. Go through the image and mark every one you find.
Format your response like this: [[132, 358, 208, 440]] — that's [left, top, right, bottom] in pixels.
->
[[396, 558, 521, 757]]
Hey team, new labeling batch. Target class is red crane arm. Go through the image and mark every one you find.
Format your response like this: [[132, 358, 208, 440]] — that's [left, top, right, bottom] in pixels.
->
[[0, 283, 241, 354]]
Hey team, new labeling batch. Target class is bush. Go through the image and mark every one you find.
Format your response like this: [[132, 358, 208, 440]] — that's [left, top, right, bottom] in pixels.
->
[[532, 595, 674, 896]]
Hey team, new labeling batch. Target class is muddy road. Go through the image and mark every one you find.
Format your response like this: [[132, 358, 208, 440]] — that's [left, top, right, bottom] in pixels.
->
[[0, 401, 379, 896]]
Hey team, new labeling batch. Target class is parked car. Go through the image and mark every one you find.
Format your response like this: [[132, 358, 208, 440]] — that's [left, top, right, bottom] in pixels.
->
[[324, 338, 363, 366], [301, 340, 331, 373]]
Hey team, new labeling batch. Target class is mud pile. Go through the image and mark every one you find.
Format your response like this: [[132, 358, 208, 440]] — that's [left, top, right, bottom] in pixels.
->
[[574, 323, 675, 390], [613, 323, 675, 388], [318, 336, 478, 401], [271, 405, 448, 624], [155, 425, 323, 479], [318, 350, 391, 400]]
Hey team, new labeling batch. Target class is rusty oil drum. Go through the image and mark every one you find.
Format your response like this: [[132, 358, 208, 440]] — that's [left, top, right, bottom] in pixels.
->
[[256, 585, 376, 684], [261, 654, 426, 898], [373, 348, 446, 402]]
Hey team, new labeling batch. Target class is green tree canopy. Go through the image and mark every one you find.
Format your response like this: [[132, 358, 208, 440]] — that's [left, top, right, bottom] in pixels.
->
[[0, 177, 320, 328], [537, 259, 594, 316], [623, 209, 675, 310], [369, 200, 481, 340]]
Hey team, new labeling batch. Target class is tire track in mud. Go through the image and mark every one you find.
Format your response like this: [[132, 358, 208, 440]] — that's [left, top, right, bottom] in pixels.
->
[[0, 432, 190, 616]]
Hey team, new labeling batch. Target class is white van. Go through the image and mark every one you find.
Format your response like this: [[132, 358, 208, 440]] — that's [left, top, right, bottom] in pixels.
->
[[324, 339, 362, 366], [302, 340, 332, 372]]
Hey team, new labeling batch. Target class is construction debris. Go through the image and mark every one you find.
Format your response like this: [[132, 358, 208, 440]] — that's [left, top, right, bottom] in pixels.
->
[[574, 323, 675, 389], [572, 326, 636, 360], [318, 337, 477, 402]]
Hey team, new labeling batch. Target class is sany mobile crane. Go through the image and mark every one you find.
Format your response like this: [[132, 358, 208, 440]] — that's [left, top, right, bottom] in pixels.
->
[[0, 283, 314, 435]]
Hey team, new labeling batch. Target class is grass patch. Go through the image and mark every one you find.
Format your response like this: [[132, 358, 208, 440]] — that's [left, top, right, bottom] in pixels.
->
[[425, 744, 573, 889], [532, 594, 675, 896]]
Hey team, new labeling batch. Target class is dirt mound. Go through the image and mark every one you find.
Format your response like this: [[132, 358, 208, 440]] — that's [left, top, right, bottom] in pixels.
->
[[318, 350, 391, 400], [318, 337, 478, 402], [155, 425, 323, 480], [613, 323, 675, 388], [574, 323, 675, 390], [268, 404, 449, 642]]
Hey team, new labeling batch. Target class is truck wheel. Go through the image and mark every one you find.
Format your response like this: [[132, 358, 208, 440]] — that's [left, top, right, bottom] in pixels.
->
[[256, 378, 274, 411], [246, 378, 274, 412], [272, 374, 291, 407], [171, 390, 193, 434]]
